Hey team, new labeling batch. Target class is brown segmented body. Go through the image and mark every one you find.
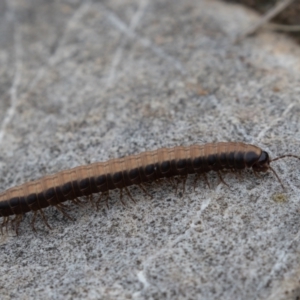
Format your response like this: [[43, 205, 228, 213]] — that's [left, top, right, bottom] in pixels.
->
[[0, 141, 298, 233]]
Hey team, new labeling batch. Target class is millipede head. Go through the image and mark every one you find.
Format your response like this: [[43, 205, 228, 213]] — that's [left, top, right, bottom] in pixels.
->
[[251, 150, 300, 190], [252, 151, 270, 172]]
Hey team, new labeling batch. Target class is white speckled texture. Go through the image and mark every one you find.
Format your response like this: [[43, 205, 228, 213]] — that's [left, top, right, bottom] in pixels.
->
[[0, 0, 300, 299]]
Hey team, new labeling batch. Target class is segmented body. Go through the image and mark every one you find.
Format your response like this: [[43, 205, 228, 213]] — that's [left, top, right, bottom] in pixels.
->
[[0, 142, 263, 220]]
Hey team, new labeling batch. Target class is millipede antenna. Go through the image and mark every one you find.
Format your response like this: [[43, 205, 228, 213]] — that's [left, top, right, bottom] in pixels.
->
[[271, 154, 300, 162]]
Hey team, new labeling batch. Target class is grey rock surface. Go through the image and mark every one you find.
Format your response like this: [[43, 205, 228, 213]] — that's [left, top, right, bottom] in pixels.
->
[[0, 0, 300, 299]]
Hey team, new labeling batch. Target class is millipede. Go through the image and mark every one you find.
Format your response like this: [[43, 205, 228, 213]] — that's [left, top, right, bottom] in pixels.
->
[[0, 141, 299, 234]]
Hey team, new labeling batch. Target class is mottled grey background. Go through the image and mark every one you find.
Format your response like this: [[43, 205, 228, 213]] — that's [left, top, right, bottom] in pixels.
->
[[0, 0, 300, 299]]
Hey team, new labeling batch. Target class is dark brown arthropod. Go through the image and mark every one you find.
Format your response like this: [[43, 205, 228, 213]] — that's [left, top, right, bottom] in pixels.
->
[[0, 142, 299, 234]]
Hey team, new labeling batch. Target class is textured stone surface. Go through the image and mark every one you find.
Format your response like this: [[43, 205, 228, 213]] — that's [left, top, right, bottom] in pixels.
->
[[0, 0, 300, 299]]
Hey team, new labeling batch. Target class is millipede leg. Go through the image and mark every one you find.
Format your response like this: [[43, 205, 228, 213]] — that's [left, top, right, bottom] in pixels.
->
[[138, 183, 153, 199], [170, 177, 176, 188], [0, 218, 3, 235], [237, 170, 242, 181], [157, 178, 166, 187], [14, 215, 23, 235], [166, 177, 176, 189], [253, 170, 261, 178], [125, 187, 136, 204], [175, 177, 180, 195], [55, 204, 74, 221], [181, 175, 188, 194], [217, 171, 229, 188], [106, 192, 110, 207], [119, 188, 126, 207], [104, 191, 110, 209], [70, 198, 76, 206], [38, 209, 52, 230], [5, 216, 9, 233], [0, 219, 4, 235], [57, 202, 68, 209], [10, 215, 17, 232], [10, 215, 19, 234], [70, 198, 79, 206], [74, 197, 84, 207], [269, 166, 285, 190], [88, 195, 95, 208], [96, 193, 103, 210], [1, 216, 9, 235], [96, 192, 110, 209], [203, 173, 211, 189], [193, 174, 200, 191], [31, 211, 38, 232]]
